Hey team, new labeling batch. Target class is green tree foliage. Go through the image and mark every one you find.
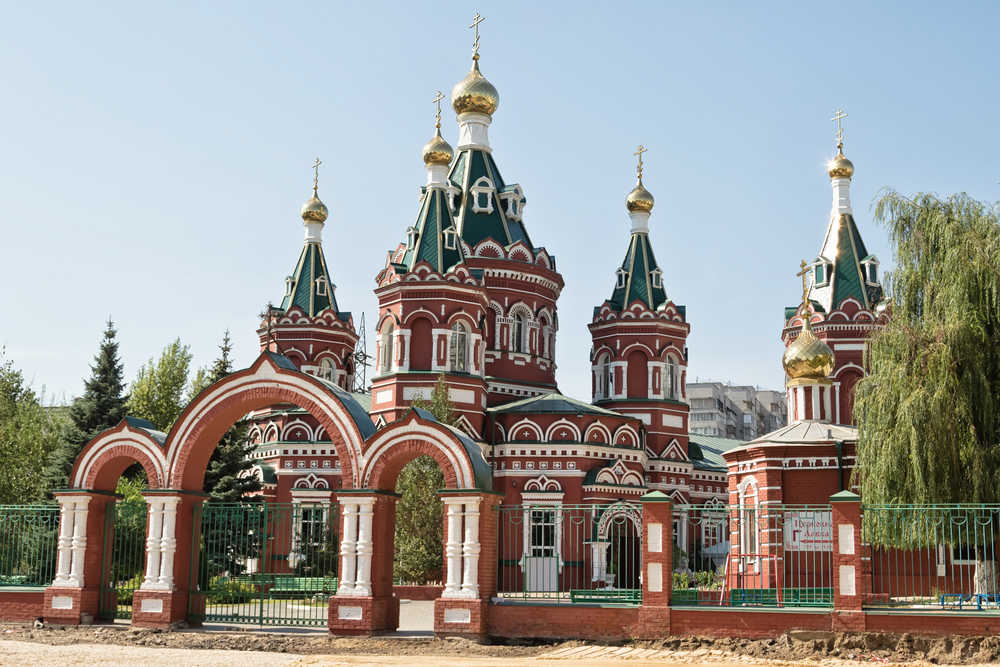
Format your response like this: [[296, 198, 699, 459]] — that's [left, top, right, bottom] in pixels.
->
[[127, 338, 192, 431], [0, 351, 65, 503], [201, 331, 261, 501], [855, 192, 1000, 511], [44, 319, 128, 491], [393, 375, 452, 583]]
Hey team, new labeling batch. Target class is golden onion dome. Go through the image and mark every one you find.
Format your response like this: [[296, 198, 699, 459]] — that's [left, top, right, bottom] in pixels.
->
[[827, 147, 855, 179], [782, 315, 835, 380], [451, 57, 499, 116], [300, 193, 328, 224], [422, 127, 454, 165], [626, 180, 655, 213]]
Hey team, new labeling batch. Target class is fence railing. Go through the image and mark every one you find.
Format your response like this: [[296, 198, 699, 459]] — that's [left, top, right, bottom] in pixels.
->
[[0, 504, 60, 588], [496, 502, 642, 605], [864, 504, 1000, 612], [671, 504, 833, 608]]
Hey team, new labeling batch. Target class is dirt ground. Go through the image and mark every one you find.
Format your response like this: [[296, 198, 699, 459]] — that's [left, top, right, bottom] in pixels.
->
[[3, 624, 1000, 665]]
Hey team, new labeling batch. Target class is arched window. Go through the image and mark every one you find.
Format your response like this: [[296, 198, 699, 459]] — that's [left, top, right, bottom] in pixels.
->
[[318, 357, 336, 381], [595, 353, 611, 399], [449, 322, 469, 372], [380, 323, 395, 374], [512, 313, 526, 354], [666, 359, 679, 400], [739, 481, 759, 558]]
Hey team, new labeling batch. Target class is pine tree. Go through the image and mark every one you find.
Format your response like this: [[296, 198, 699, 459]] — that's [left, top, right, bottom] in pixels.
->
[[854, 192, 1000, 589], [394, 375, 452, 583], [201, 331, 261, 501], [43, 319, 128, 492], [127, 338, 192, 431]]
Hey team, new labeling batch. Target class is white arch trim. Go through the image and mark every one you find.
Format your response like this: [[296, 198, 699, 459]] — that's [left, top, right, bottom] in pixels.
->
[[282, 418, 314, 441], [584, 422, 612, 444], [72, 426, 168, 489], [359, 423, 477, 489], [509, 418, 543, 442], [544, 418, 581, 442]]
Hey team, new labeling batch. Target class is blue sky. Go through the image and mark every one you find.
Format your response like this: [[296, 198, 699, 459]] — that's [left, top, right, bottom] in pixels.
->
[[1, 1, 997, 404]]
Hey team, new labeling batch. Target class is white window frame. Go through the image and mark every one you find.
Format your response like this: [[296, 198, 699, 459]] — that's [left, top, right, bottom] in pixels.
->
[[651, 268, 663, 289], [511, 313, 527, 354], [449, 322, 469, 372], [405, 226, 418, 249], [616, 268, 627, 289], [443, 226, 458, 250], [315, 276, 328, 296], [380, 324, 395, 374], [470, 177, 495, 214], [318, 357, 336, 381], [285, 276, 295, 295]]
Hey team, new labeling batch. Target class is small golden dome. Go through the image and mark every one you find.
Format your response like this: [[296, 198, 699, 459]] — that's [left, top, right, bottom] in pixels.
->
[[626, 181, 655, 213], [422, 127, 454, 165], [782, 316, 835, 380], [827, 147, 854, 179], [451, 58, 499, 116], [301, 193, 328, 224]]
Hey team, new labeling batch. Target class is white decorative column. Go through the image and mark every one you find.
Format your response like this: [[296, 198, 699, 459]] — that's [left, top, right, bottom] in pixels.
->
[[67, 497, 91, 587], [460, 498, 481, 598], [52, 497, 77, 586], [337, 502, 358, 596], [590, 541, 610, 583], [156, 497, 180, 590], [457, 112, 491, 149], [443, 499, 464, 598], [354, 498, 375, 596], [141, 500, 164, 589]]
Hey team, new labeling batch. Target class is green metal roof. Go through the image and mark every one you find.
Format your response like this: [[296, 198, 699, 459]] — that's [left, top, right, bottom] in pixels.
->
[[278, 241, 348, 320], [688, 433, 745, 471], [487, 392, 625, 418], [399, 188, 465, 274], [608, 232, 670, 312], [448, 147, 533, 250]]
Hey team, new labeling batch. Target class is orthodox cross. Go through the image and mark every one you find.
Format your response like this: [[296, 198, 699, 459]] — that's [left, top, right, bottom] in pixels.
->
[[831, 108, 848, 149], [796, 259, 811, 312], [312, 157, 322, 195], [433, 90, 445, 128], [634, 144, 647, 181], [469, 12, 485, 59]]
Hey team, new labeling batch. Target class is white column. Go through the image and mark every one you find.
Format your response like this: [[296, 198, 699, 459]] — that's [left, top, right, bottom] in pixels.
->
[[156, 497, 180, 590], [442, 499, 464, 598], [823, 386, 832, 423], [796, 386, 806, 423], [337, 503, 358, 596], [354, 498, 375, 596], [457, 112, 491, 149], [460, 498, 481, 598], [811, 385, 820, 420], [590, 541, 610, 583], [831, 177, 852, 215], [68, 498, 91, 587], [52, 497, 76, 586], [834, 383, 841, 424], [141, 500, 164, 589]]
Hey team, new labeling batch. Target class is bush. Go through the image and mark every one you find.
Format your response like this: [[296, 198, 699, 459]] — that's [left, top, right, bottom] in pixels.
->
[[694, 569, 721, 590], [115, 572, 144, 606], [206, 576, 257, 604], [672, 571, 690, 589]]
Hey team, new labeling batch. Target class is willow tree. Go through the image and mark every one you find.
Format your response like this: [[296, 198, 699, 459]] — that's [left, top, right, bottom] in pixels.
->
[[854, 191, 1000, 590]]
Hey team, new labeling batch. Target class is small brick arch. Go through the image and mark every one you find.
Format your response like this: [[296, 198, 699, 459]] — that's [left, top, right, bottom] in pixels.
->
[[70, 420, 167, 492], [164, 353, 368, 490]]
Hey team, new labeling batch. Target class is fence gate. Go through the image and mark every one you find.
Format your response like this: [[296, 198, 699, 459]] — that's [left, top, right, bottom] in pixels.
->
[[98, 499, 148, 620], [194, 502, 338, 627]]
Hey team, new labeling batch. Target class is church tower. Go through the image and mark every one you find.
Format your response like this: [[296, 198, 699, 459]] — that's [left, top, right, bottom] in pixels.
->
[[588, 149, 692, 468], [444, 16, 565, 405], [258, 163, 358, 389], [782, 112, 887, 425], [368, 93, 490, 435]]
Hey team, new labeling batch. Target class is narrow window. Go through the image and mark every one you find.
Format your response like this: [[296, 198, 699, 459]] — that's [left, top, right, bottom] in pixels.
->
[[443, 227, 457, 250], [616, 269, 627, 289], [315, 277, 327, 296], [406, 226, 418, 249], [449, 322, 468, 372], [512, 314, 526, 353], [285, 276, 295, 295], [529, 509, 557, 557], [380, 324, 395, 374]]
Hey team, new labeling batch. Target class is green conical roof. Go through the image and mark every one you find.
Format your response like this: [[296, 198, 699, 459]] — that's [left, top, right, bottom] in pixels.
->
[[399, 188, 465, 274], [449, 147, 532, 250], [279, 241, 346, 319], [607, 232, 669, 311]]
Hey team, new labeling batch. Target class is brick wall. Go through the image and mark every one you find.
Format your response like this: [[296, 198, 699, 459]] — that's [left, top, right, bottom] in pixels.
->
[[0, 590, 44, 622]]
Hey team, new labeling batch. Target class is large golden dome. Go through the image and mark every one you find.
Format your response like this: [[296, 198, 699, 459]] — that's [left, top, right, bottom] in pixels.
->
[[782, 315, 834, 380], [626, 181, 655, 213], [827, 147, 854, 179], [422, 127, 454, 166], [451, 57, 499, 116], [300, 193, 328, 223]]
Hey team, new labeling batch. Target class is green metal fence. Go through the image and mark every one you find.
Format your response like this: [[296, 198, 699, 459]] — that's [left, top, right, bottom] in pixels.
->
[[194, 502, 338, 627], [864, 504, 1000, 612], [497, 502, 642, 605], [0, 505, 60, 587], [98, 499, 149, 620]]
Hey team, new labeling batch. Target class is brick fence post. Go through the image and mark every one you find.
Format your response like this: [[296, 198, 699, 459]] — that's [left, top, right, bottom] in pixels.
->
[[830, 490, 866, 632], [636, 490, 673, 639]]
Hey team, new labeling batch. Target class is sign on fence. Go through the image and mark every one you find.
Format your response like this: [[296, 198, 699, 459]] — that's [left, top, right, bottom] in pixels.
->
[[784, 510, 833, 551]]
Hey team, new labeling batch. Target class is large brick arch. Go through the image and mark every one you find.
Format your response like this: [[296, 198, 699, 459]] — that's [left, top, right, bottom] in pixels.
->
[[71, 420, 168, 491], [164, 353, 368, 490], [360, 411, 482, 491]]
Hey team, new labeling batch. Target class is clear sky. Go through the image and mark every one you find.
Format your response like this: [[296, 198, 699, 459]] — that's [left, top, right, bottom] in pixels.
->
[[1, 1, 997, 404]]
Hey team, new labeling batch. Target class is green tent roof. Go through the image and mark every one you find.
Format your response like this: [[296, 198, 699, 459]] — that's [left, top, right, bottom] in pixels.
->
[[398, 187, 465, 274], [449, 147, 533, 251], [608, 231, 670, 312], [278, 240, 349, 320]]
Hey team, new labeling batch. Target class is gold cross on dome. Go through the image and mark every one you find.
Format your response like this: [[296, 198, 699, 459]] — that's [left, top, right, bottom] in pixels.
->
[[469, 12, 485, 59], [634, 144, 647, 181], [432, 90, 445, 127], [831, 108, 848, 149], [796, 259, 811, 311], [312, 157, 322, 195]]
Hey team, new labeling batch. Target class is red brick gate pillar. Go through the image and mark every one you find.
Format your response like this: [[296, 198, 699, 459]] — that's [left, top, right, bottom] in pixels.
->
[[636, 490, 673, 639], [44, 490, 116, 625], [131, 491, 207, 628], [329, 491, 399, 635], [830, 490, 866, 632], [434, 491, 501, 639]]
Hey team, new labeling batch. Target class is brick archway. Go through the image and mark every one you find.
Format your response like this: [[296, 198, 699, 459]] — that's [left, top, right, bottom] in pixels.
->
[[71, 418, 167, 491], [164, 351, 370, 491]]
